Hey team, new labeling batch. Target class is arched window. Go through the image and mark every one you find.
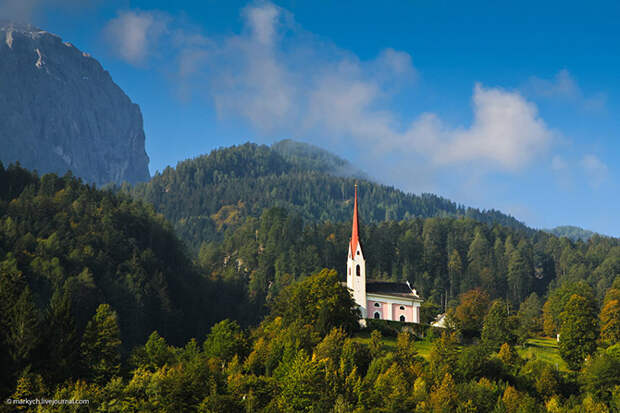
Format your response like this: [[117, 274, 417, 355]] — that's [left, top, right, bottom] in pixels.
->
[[348, 268, 351, 275], [356, 250, 360, 255], [399, 306, 405, 310], [374, 302, 380, 308], [356, 265, 360, 276], [400, 315, 406, 322], [374, 312, 381, 319]]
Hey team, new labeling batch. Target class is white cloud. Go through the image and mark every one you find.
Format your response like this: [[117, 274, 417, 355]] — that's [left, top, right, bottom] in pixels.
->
[[103, 10, 169, 66], [402, 84, 553, 170], [103, 2, 555, 188], [580, 154, 608, 189], [526, 69, 607, 112], [241, 2, 283, 46]]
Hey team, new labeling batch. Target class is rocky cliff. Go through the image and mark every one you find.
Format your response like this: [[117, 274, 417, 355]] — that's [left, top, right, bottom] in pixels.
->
[[0, 21, 150, 185]]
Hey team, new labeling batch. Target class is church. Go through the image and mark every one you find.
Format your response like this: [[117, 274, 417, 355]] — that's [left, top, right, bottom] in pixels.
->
[[347, 185, 423, 323]]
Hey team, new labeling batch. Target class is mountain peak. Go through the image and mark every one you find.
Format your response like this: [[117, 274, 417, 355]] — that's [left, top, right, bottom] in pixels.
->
[[0, 23, 150, 185], [0, 20, 49, 37]]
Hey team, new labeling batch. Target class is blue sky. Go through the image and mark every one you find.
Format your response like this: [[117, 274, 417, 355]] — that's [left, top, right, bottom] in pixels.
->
[[5, 0, 619, 235]]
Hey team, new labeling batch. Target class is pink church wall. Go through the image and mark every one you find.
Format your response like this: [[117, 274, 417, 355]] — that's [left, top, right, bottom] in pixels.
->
[[367, 299, 420, 323], [367, 299, 383, 319], [392, 303, 414, 323]]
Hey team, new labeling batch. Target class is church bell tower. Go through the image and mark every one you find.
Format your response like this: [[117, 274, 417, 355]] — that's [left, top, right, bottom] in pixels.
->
[[347, 184, 367, 318]]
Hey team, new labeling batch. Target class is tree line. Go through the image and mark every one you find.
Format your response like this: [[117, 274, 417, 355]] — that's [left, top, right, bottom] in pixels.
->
[[1, 160, 618, 411], [2, 269, 617, 412], [123, 142, 530, 251], [0, 163, 253, 398], [198, 206, 619, 315]]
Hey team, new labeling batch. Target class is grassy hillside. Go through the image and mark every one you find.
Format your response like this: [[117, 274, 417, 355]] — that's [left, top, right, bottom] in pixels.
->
[[519, 337, 567, 371]]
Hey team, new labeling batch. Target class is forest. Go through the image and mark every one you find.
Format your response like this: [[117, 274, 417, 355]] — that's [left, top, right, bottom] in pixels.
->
[[123, 141, 530, 251], [0, 150, 619, 411]]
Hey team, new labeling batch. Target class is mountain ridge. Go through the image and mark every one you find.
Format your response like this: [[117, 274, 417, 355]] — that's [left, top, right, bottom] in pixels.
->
[[125, 141, 531, 251], [0, 21, 150, 186]]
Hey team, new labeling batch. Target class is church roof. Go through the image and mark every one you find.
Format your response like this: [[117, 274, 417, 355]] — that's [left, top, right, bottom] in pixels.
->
[[350, 184, 361, 254], [366, 280, 421, 299]]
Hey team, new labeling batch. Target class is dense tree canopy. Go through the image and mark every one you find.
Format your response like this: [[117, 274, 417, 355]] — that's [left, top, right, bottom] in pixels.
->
[[124, 142, 530, 251], [1, 149, 619, 411], [0, 164, 253, 395]]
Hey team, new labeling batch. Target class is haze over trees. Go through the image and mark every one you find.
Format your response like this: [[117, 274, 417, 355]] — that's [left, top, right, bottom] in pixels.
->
[[124, 142, 530, 250]]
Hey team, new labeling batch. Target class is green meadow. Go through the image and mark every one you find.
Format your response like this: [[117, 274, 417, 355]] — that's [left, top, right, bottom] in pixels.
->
[[354, 331, 566, 371]]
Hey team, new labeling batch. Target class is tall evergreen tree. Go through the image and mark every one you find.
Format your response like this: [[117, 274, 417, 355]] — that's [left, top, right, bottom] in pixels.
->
[[481, 299, 516, 351], [559, 294, 599, 370], [81, 304, 122, 384], [600, 297, 620, 347], [42, 291, 80, 383], [7, 287, 40, 368]]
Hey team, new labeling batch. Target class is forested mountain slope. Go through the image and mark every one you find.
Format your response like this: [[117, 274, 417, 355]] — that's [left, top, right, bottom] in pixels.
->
[[199, 207, 620, 310], [0, 163, 254, 394], [126, 141, 529, 251]]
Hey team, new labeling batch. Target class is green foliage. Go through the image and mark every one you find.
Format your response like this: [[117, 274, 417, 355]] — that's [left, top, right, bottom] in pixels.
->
[[453, 288, 491, 336], [600, 285, 620, 346], [369, 329, 383, 359], [270, 268, 360, 335], [456, 344, 492, 381], [543, 280, 595, 337], [203, 319, 248, 362], [41, 291, 80, 384], [0, 165, 258, 394], [80, 303, 122, 384], [0, 269, 617, 412], [580, 348, 620, 403], [481, 299, 516, 351], [516, 293, 543, 341], [143, 331, 175, 369], [559, 294, 599, 370], [276, 350, 327, 412], [2, 157, 620, 411], [126, 142, 530, 252]]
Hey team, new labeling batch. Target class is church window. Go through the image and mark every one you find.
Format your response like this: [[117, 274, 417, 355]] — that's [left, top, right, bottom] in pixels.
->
[[356, 265, 360, 276], [374, 312, 380, 319], [400, 315, 406, 322], [374, 302, 380, 308], [399, 306, 405, 310], [348, 268, 351, 275], [356, 251, 360, 255]]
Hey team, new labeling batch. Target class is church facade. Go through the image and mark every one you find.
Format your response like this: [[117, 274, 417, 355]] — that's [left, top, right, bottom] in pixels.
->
[[346, 185, 423, 323]]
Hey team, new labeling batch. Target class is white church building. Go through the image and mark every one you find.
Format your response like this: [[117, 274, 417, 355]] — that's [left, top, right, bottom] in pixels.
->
[[346, 185, 423, 323]]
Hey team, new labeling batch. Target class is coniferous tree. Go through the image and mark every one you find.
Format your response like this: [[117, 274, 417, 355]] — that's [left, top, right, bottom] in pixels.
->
[[7, 287, 40, 369], [600, 298, 620, 347], [481, 299, 516, 351], [42, 291, 80, 383], [517, 293, 543, 341], [507, 248, 529, 305], [447, 249, 463, 303], [81, 304, 122, 384], [558, 294, 599, 370]]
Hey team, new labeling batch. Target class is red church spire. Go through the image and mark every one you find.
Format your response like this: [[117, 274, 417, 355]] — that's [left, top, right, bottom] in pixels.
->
[[350, 184, 360, 254]]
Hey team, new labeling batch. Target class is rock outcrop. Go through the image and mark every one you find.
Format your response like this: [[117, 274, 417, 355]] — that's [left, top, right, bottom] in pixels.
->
[[0, 21, 150, 185]]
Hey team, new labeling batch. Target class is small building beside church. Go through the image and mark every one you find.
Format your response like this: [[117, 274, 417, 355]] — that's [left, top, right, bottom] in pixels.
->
[[346, 185, 423, 323]]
